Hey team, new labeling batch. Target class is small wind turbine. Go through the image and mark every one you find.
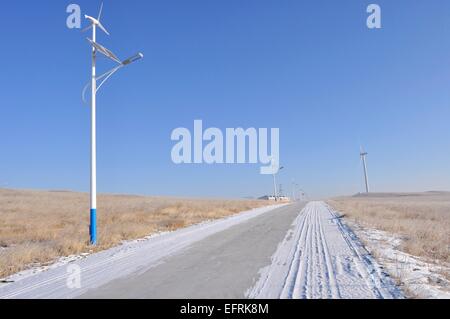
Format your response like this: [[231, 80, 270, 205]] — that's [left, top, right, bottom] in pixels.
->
[[82, 3, 144, 245], [83, 2, 109, 35], [360, 146, 370, 193]]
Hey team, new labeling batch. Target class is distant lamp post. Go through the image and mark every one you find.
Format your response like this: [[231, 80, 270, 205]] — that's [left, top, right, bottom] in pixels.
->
[[291, 180, 299, 202], [272, 166, 284, 201], [298, 189, 308, 201], [81, 3, 144, 245]]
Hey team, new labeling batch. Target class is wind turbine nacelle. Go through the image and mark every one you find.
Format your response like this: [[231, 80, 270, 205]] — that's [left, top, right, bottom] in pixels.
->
[[84, 15, 110, 35], [85, 15, 100, 25]]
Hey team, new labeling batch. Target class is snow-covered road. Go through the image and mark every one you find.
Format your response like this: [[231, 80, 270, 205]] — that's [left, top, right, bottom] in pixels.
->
[[0, 201, 403, 299], [247, 201, 403, 299], [0, 204, 287, 299]]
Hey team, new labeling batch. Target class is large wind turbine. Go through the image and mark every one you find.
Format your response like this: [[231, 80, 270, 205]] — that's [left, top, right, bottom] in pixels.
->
[[360, 147, 370, 193], [82, 3, 144, 245]]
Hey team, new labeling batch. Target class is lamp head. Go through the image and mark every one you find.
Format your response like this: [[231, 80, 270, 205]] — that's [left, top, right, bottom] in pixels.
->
[[122, 53, 144, 66]]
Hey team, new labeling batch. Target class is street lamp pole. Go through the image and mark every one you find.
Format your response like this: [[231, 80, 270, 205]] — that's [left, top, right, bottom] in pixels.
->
[[90, 23, 97, 245], [272, 174, 278, 201], [291, 180, 299, 202], [82, 3, 143, 245], [272, 166, 284, 201]]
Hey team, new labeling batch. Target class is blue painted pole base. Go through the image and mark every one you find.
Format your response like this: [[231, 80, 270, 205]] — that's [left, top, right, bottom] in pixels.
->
[[90, 208, 97, 245]]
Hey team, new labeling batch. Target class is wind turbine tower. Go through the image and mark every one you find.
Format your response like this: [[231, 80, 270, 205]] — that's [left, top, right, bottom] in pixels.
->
[[360, 147, 370, 193]]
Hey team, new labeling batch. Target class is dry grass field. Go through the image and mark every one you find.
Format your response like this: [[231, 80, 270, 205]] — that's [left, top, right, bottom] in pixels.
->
[[329, 192, 450, 264], [0, 188, 269, 278]]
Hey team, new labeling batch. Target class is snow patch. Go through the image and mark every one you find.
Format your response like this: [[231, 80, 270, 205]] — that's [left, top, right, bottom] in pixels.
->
[[344, 220, 450, 299]]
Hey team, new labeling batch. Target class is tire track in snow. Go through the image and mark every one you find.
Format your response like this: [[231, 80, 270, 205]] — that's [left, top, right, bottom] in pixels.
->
[[278, 207, 308, 298], [317, 203, 340, 298], [247, 202, 403, 299]]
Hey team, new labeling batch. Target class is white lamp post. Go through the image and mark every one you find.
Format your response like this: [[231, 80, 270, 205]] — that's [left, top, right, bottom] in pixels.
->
[[82, 3, 143, 245], [272, 166, 284, 201], [291, 180, 299, 202]]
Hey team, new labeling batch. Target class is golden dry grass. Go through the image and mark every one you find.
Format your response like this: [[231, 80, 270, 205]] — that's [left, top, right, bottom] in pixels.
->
[[0, 188, 269, 278], [328, 192, 450, 264]]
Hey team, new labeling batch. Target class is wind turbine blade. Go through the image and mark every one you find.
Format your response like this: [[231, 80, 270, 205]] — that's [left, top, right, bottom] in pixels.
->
[[97, 21, 110, 35], [82, 25, 93, 33], [98, 2, 104, 21]]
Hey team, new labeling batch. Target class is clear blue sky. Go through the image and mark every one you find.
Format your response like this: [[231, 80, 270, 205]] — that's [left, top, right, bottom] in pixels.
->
[[1, 0, 450, 198]]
